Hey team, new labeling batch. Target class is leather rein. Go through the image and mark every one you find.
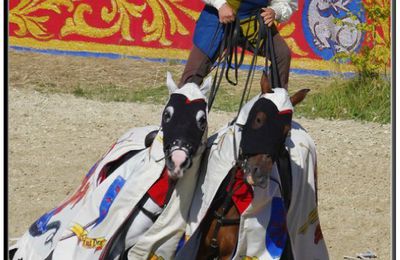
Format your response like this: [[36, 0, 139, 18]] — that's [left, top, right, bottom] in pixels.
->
[[207, 9, 281, 112], [207, 163, 242, 260]]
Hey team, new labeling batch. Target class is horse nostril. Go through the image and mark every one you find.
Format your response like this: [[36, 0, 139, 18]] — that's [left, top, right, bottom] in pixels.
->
[[165, 157, 175, 171], [181, 157, 192, 170]]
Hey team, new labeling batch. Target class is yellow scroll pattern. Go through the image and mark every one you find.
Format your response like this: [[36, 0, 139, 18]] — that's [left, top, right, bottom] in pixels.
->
[[10, 0, 74, 40], [10, 0, 200, 46], [142, 0, 199, 45], [60, 0, 199, 45], [60, 0, 146, 41]]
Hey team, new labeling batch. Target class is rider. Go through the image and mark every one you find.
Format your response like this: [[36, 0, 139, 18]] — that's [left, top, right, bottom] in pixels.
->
[[178, 0, 298, 90]]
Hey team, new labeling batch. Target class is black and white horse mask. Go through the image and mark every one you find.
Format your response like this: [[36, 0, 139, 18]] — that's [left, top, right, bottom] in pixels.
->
[[162, 72, 211, 179], [236, 88, 293, 188]]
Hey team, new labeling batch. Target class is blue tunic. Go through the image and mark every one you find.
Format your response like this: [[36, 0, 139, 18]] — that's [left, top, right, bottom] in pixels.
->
[[194, 0, 271, 58]]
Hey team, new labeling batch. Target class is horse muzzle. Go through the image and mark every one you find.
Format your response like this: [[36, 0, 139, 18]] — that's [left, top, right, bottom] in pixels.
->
[[165, 142, 193, 180], [241, 154, 273, 189]]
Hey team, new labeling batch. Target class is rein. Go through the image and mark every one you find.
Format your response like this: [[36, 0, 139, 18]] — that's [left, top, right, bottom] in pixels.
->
[[205, 12, 289, 259], [207, 16, 253, 111], [207, 10, 280, 113], [206, 12, 275, 258], [207, 164, 242, 260]]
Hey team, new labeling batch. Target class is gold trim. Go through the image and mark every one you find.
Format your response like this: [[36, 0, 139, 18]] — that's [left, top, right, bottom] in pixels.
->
[[9, 36, 357, 72], [10, 36, 190, 59], [298, 208, 319, 234]]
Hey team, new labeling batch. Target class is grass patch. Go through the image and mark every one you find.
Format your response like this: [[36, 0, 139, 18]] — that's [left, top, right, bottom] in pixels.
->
[[71, 83, 169, 104], [212, 85, 259, 112], [33, 73, 390, 124], [295, 77, 391, 124], [38, 73, 391, 124], [33, 82, 59, 93], [72, 86, 85, 97], [13, 51, 389, 123]]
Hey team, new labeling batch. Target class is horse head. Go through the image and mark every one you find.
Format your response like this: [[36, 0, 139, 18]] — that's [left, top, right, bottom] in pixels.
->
[[161, 72, 212, 180], [238, 87, 309, 188]]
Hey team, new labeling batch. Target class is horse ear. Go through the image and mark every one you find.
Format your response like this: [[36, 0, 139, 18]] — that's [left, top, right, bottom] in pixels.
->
[[260, 73, 273, 94], [199, 76, 212, 97], [166, 72, 178, 94], [290, 88, 310, 106]]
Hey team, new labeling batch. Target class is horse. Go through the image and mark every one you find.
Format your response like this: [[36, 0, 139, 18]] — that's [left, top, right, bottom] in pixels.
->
[[175, 86, 329, 259], [10, 72, 212, 260]]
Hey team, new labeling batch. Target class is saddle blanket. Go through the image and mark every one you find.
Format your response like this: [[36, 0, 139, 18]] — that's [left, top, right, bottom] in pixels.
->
[[11, 125, 203, 260]]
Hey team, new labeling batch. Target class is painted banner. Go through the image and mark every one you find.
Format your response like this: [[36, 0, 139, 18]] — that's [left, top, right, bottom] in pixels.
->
[[8, 0, 381, 75]]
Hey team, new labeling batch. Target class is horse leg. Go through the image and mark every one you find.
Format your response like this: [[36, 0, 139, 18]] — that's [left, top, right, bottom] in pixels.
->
[[124, 197, 163, 247], [102, 195, 162, 259]]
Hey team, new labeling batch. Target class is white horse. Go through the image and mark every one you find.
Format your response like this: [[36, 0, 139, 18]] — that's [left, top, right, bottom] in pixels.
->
[[10, 72, 212, 260]]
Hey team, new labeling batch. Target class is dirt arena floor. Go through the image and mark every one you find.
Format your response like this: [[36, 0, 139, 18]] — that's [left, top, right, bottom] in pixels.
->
[[8, 51, 392, 259]]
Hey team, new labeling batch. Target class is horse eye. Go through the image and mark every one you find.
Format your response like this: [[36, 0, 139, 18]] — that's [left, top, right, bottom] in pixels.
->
[[196, 110, 207, 131], [163, 106, 174, 123], [251, 112, 267, 129]]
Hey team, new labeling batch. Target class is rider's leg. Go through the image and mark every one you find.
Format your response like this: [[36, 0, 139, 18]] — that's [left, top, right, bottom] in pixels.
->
[[179, 6, 224, 88], [272, 32, 291, 89], [125, 196, 163, 248], [178, 45, 214, 87], [262, 25, 292, 90]]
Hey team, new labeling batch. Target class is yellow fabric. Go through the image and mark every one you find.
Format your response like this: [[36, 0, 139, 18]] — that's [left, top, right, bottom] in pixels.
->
[[239, 15, 274, 56], [227, 0, 241, 11]]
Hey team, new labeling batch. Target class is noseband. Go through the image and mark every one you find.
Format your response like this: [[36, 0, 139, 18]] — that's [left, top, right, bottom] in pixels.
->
[[164, 139, 193, 172], [167, 139, 194, 155]]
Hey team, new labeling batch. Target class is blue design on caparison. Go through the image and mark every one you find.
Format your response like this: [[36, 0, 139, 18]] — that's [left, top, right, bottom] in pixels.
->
[[94, 176, 126, 226], [29, 203, 65, 246], [29, 210, 60, 245], [175, 233, 186, 254], [265, 197, 287, 258]]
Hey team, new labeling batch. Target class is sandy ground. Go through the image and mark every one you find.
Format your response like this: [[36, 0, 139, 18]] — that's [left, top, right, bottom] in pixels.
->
[[8, 51, 391, 259]]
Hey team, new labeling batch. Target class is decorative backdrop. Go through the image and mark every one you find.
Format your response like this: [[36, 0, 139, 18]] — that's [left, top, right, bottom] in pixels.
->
[[9, 0, 379, 76]]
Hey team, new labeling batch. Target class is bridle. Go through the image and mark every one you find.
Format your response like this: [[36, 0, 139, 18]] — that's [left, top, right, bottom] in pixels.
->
[[206, 163, 242, 260], [137, 135, 196, 224], [164, 139, 194, 173]]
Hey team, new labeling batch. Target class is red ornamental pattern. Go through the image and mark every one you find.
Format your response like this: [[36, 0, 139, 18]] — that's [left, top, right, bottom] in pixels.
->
[[9, 0, 388, 72], [9, 0, 203, 49]]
